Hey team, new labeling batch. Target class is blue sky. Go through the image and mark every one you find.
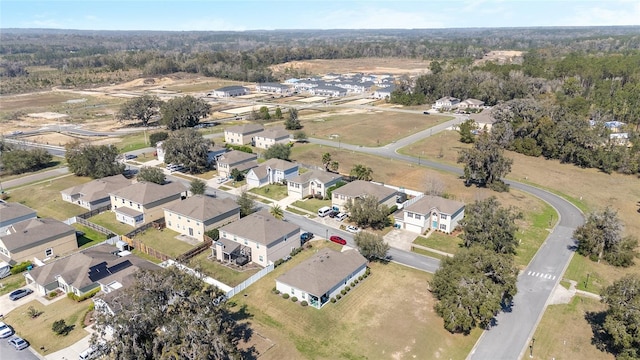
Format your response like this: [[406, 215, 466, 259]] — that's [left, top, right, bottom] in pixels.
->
[[2, 0, 639, 31]]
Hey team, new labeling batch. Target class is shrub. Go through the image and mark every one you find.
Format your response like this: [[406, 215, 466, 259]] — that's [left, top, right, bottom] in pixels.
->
[[301, 301, 308, 307], [388, 205, 398, 214], [341, 289, 347, 295], [52, 319, 70, 335], [365, 267, 371, 276], [27, 306, 43, 318], [336, 294, 342, 300], [351, 282, 356, 287], [345, 286, 351, 292], [274, 259, 285, 267], [275, 290, 280, 295], [331, 297, 337, 303], [358, 275, 364, 281], [10, 261, 32, 275], [67, 287, 100, 302], [291, 296, 298, 302], [272, 287, 277, 293], [149, 131, 168, 147], [282, 293, 290, 299], [48, 291, 58, 298]]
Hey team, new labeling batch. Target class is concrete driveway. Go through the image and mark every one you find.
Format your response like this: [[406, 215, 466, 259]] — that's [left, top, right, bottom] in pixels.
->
[[383, 229, 417, 251], [0, 285, 37, 317]]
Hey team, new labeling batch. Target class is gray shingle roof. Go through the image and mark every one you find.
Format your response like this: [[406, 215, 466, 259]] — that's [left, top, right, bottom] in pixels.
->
[[60, 175, 131, 203], [250, 158, 298, 180], [0, 218, 76, 253], [219, 210, 299, 246], [225, 124, 264, 135], [0, 202, 36, 226], [256, 128, 290, 140], [109, 182, 186, 206], [404, 195, 465, 215], [164, 195, 239, 222], [217, 150, 258, 165], [289, 169, 342, 185], [333, 180, 397, 201], [276, 248, 367, 296]]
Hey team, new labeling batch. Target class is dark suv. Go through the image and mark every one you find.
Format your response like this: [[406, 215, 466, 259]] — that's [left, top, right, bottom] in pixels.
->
[[300, 232, 314, 243]]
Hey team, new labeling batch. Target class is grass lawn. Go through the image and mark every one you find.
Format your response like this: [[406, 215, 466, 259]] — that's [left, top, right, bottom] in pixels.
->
[[532, 296, 614, 360], [562, 253, 630, 294], [188, 252, 260, 287], [0, 272, 27, 296], [4, 298, 92, 356], [300, 110, 448, 147], [134, 228, 194, 258], [0, 158, 67, 183], [4, 175, 90, 220], [412, 247, 447, 260], [88, 211, 134, 235], [249, 184, 289, 201], [513, 201, 557, 267], [116, 132, 153, 152], [233, 240, 480, 360], [291, 198, 331, 213], [414, 233, 463, 254], [73, 223, 109, 249], [285, 206, 309, 216]]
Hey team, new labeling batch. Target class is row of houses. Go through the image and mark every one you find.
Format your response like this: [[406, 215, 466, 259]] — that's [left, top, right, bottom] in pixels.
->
[[433, 97, 485, 110], [224, 124, 291, 149]]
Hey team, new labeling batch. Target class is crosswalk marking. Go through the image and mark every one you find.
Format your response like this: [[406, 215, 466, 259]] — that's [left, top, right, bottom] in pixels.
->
[[526, 271, 556, 281]]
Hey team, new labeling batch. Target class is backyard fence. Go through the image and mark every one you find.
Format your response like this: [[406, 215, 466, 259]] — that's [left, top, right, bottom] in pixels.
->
[[121, 234, 172, 262], [225, 263, 274, 298], [77, 205, 111, 220], [75, 217, 115, 237], [124, 218, 165, 239], [176, 237, 213, 263]]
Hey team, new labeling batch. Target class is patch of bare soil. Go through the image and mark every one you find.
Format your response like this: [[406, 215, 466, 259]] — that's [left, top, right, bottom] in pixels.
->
[[474, 50, 524, 66], [270, 58, 432, 76]]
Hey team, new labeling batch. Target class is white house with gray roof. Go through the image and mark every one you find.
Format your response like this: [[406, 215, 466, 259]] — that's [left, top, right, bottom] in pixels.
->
[[246, 158, 299, 188], [331, 180, 397, 213], [402, 195, 465, 234], [216, 150, 258, 179], [163, 195, 240, 241], [61, 174, 132, 210], [287, 170, 343, 200], [255, 83, 292, 95], [276, 248, 367, 309], [224, 124, 264, 146], [254, 128, 291, 149], [210, 85, 249, 98], [214, 210, 300, 267], [109, 182, 186, 227]]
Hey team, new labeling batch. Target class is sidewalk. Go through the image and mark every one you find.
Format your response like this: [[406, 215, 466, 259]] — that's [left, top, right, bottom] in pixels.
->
[[44, 325, 95, 360]]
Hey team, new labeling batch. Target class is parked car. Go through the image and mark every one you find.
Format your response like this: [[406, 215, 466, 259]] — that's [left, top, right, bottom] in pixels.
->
[[300, 232, 314, 243], [329, 235, 347, 245], [9, 288, 33, 301], [0, 322, 14, 338], [124, 154, 137, 160], [327, 210, 339, 218], [336, 212, 348, 221], [9, 336, 29, 350], [346, 225, 360, 233], [216, 177, 227, 184]]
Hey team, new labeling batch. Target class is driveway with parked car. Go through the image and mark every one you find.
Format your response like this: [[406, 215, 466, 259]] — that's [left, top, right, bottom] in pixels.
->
[[9, 288, 33, 301]]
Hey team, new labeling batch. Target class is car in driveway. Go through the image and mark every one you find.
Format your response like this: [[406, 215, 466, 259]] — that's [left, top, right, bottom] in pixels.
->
[[329, 235, 347, 245], [335, 212, 348, 221], [300, 232, 314, 243], [9, 336, 29, 350], [346, 225, 360, 233], [9, 288, 33, 301], [0, 322, 13, 338]]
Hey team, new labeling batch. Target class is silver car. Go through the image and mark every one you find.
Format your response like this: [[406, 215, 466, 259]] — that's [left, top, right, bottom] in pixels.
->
[[9, 336, 29, 350]]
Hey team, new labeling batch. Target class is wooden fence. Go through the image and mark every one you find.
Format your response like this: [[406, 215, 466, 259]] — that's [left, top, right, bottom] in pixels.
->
[[77, 205, 111, 220], [176, 236, 213, 263], [75, 217, 115, 237], [121, 234, 172, 262]]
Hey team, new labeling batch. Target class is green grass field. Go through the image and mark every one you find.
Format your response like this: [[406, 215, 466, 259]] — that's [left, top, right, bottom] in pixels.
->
[[249, 184, 289, 200], [134, 228, 194, 258], [88, 211, 135, 235]]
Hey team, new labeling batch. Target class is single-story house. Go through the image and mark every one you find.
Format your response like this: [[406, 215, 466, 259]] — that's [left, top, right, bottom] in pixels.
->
[[311, 85, 347, 97], [433, 96, 460, 110], [255, 83, 292, 95], [60, 175, 132, 211], [331, 180, 397, 213], [0, 218, 77, 265], [276, 248, 367, 309], [287, 170, 343, 200], [246, 158, 299, 188], [163, 195, 240, 241], [216, 150, 258, 179], [214, 210, 300, 267], [254, 128, 291, 149], [0, 202, 37, 233], [210, 85, 249, 98], [109, 182, 186, 227], [458, 98, 485, 109], [402, 195, 465, 234], [609, 133, 630, 146], [25, 243, 160, 297], [224, 124, 265, 146], [604, 121, 626, 131]]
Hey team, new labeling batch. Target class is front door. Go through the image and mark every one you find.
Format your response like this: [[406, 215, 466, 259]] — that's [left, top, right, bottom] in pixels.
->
[[432, 220, 438, 229], [188, 228, 193, 236]]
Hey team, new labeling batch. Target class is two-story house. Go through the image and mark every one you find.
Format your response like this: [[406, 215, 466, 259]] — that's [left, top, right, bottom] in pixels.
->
[[0, 218, 77, 265], [109, 182, 186, 227], [246, 158, 299, 188], [224, 124, 264, 146], [60, 174, 132, 211], [287, 170, 343, 200], [163, 195, 240, 241], [216, 150, 258, 179], [213, 210, 300, 267], [402, 195, 465, 234], [255, 83, 292, 95], [0, 202, 37, 234], [254, 128, 291, 149], [433, 96, 461, 110], [331, 180, 397, 213]]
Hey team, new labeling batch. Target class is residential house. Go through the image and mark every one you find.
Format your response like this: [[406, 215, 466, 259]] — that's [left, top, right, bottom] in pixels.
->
[[311, 85, 347, 97], [0, 202, 37, 233], [402, 195, 465, 234], [25, 243, 160, 297], [210, 85, 249, 98], [604, 121, 626, 132], [276, 248, 367, 309], [60, 175, 132, 211], [109, 182, 186, 227], [433, 96, 461, 110], [254, 128, 291, 149], [224, 124, 265, 146], [287, 170, 343, 200], [255, 83, 292, 95], [0, 218, 77, 265], [163, 195, 240, 241], [246, 158, 299, 188], [213, 210, 300, 267], [331, 180, 397, 213], [458, 98, 485, 109], [216, 150, 258, 179], [609, 133, 630, 147], [373, 84, 394, 99]]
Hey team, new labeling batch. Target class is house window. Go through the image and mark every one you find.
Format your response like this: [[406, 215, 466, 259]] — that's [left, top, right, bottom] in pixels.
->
[[415, 214, 421, 220], [244, 240, 248, 245], [441, 214, 447, 220], [129, 201, 133, 206], [407, 213, 413, 218], [168, 221, 172, 227], [291, 288, 295, 295], [45, 248, 53, 257], [256, 244, 260, 249], [121, 199, 125, 204], [440, 224, 447, 230], [187, 219, 190, 223], [137, 204, 141, 209], [259, 255, 264, 262]]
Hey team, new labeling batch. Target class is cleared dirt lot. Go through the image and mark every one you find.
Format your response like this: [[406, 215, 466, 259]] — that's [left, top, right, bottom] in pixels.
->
[[270, 57, 432, 76]]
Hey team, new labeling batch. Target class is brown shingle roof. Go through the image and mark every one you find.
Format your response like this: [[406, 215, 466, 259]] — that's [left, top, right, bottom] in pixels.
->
[[164, 195, 239, 222], [276, 248, 367, 296], [0, 218, 76, 252], [404, 195, 465, 215], [109, 181, 186, 206], [333, 180, 397, 201], [219, 210, 299, 246]]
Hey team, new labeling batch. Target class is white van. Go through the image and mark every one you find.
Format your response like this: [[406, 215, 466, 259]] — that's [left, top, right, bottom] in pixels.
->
[[78, 346, 97, 360], [317, 206, 333, 217]]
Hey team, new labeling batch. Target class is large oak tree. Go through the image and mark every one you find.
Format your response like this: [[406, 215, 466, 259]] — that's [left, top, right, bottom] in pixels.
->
[[65, 141, 124, 178], [459, 196, 522, 255], [161, 95, 211, 130], [117, 95, 161, 127], [162, 128, 211, 174]]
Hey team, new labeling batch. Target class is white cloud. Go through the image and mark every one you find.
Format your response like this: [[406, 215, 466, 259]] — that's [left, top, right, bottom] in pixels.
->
[[316, 6, 447, 29], [560, 1, 640, 26]]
